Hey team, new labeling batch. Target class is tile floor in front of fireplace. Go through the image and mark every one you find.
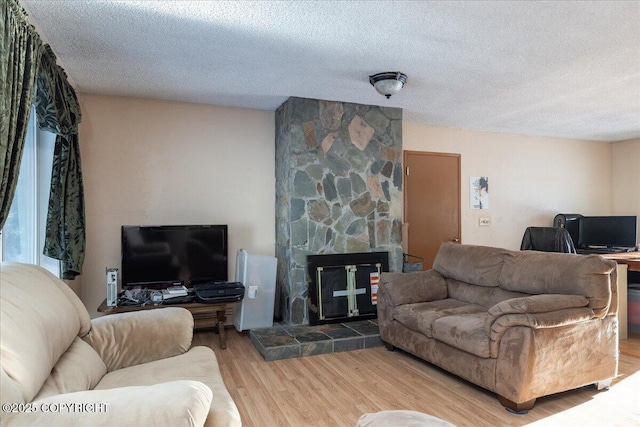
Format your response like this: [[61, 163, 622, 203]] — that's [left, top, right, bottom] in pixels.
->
[[249, 319, 383, 361]]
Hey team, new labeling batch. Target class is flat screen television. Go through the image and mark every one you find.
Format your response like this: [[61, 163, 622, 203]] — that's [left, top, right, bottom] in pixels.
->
[[577, 216, 638, 249], [121, 225, 228, 289]]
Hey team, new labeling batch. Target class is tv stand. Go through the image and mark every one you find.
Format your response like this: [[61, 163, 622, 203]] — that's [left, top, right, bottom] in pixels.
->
[[97, 299, 231, 349]]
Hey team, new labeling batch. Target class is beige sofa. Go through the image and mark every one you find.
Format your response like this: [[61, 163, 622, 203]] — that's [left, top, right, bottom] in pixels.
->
[[378, 243, 619, 413], [0, 262, 241, 426]]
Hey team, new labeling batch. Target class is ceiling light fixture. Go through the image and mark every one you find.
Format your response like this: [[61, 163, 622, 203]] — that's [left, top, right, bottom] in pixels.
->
[[369, 72, 408, 99]]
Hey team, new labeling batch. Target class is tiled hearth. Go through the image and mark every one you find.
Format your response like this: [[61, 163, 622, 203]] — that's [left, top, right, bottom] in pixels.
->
[[249, 320, 383, 361]]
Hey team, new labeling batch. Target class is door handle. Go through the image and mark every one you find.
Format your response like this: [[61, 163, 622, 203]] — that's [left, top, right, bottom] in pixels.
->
[[451, 238, 460, 243]]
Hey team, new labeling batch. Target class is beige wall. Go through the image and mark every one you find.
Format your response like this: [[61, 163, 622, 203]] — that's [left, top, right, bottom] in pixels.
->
[[76, 94, 631, 315], [612, 138, 640, 246], [78, 94, 275, 316], [402, 123, 614, 250]]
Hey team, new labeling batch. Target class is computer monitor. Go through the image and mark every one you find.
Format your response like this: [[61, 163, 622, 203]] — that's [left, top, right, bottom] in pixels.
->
[[577, 216, 637, 249]]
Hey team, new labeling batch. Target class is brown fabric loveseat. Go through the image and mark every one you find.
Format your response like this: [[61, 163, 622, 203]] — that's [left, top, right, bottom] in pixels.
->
[[0, 262, 241, 427], [378, 243, 619, 413]]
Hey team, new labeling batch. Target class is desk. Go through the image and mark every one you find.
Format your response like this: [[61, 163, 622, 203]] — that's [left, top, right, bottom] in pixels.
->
[[600, 252, 640, 272], [98, 300, 230, 349], [600, 252, 640, 340]]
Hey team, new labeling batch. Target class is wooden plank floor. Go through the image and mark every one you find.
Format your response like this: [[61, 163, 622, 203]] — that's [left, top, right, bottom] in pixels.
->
[[193, 330, 640, 427]]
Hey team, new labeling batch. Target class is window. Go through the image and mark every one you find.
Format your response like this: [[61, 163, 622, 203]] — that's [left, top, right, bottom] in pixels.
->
[[1, 107, 59, 276]]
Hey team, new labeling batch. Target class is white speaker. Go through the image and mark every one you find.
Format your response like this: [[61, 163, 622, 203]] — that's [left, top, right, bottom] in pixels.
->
[[106, 268, 119, 307]]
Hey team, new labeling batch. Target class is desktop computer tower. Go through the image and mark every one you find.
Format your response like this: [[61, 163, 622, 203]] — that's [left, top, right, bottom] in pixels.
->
[[233, 249, 277, 331], [106, 268, 118, 307]]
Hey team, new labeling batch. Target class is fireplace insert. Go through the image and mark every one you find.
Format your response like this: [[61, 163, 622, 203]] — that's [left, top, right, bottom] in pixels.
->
[[307, 252, 389, 325]]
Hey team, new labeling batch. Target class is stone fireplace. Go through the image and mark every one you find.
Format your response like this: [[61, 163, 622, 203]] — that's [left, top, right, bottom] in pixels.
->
[[275, 97, 403, 324]]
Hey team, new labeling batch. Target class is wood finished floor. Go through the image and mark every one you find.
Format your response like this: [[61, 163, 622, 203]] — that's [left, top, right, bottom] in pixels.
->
[[193, 330, 640, 427]]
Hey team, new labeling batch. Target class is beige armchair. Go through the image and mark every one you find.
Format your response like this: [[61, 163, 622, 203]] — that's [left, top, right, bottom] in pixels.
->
[[0, 262, 241, 427]]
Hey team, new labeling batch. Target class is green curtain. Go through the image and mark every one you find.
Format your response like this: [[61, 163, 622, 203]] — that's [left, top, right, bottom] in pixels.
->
[[0, 0, 42, 229], [35, 45, 85, 279]]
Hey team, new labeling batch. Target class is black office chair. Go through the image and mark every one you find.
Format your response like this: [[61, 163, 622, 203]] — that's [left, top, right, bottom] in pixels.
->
[[520, 227, 577, 254]]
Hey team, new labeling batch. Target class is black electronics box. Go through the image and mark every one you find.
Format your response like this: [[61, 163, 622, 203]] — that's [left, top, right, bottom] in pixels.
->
[[193, 282, 245, 303]]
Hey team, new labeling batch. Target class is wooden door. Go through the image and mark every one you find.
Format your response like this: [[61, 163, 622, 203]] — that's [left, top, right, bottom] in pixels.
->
[[404, 151, 461, 269]]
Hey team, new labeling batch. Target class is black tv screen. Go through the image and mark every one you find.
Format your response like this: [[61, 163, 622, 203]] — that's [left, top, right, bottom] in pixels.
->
[[577, 216, 637, 249], [121, 225, 228, 288]]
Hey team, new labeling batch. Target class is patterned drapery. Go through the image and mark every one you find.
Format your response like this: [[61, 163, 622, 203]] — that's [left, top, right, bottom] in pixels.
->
[[35, 45, 85, 279], [1, 0, 85, 279], [0, 0, 43, 228]]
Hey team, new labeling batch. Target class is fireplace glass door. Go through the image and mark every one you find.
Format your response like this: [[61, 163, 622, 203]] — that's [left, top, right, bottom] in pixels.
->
[[308, 252, 388, 325]]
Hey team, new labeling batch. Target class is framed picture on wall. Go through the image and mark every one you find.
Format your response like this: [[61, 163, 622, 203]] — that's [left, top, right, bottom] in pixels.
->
[[470, 176, 489, 209]]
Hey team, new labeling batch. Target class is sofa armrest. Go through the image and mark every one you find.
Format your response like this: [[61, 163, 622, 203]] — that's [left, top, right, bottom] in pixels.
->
[[82, 307, 193, 372], [484, 294, 589, 335], [491, 307, 595, 332], [487, 307, 595, 358], [379, 270, 447, 308], [2, 381, 211, 427]]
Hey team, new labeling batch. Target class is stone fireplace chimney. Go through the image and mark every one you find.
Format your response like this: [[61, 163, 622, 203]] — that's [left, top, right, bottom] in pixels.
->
[[275, 97, 403, 324]]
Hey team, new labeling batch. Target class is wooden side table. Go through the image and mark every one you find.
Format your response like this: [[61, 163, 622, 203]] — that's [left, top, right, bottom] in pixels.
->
[[98, 299, 230, 349]]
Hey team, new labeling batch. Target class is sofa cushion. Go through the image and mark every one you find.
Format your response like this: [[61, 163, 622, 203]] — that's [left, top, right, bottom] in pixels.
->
[[432, 313, 491, 358], [433, 243, 508, 287], [498, 251, 616, 316], [33, 337, 107, 401], [16, 381, 212, 427], [0, 263, 88, 402], [94, 346, 241, 427], [393, 299, 485, 338], [83, 308, 193, 372], [1, 368, 24, 406], [380, 270, 447, 307], [447, 279, 527, 309]]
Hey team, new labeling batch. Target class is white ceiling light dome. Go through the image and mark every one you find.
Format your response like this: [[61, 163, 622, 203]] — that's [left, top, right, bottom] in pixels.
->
[[369, 72, 408, 98]]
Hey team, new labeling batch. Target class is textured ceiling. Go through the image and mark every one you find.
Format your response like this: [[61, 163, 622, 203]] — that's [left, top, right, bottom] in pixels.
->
[[21, 0, 640, 142]]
